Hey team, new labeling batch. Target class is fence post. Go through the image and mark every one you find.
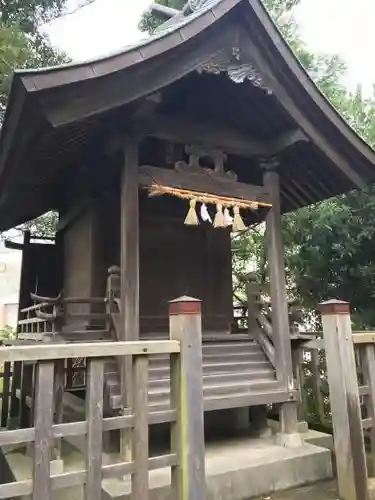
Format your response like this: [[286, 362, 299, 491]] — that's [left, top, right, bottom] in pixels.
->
[[320, 299, 369, 500], [1, 362, 11, 428], [169, 296, 205, 500]]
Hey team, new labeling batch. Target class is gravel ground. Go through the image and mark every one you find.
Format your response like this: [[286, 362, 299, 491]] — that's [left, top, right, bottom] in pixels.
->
[[250, 481, 338, 500]]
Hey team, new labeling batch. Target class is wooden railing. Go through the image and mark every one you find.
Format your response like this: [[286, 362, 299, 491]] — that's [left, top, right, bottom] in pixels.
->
[[0, 296, 206, 500], [292, 336, 331, 430], [17, 294, 108, 341]]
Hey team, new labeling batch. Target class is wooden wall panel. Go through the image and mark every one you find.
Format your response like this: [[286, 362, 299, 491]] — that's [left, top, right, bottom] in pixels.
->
[[63, 204, 106, 324]]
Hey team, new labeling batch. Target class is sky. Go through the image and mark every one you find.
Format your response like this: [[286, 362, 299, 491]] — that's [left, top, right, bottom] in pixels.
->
[[45, 0, 375, 93]]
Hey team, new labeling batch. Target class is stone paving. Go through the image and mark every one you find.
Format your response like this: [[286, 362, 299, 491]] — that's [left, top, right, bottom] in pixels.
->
[[251, 481, 338, 500]]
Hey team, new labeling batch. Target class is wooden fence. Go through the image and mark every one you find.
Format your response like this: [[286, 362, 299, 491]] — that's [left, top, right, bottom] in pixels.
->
[[317, 300, 375, 500], [0, 297, 206, 500]]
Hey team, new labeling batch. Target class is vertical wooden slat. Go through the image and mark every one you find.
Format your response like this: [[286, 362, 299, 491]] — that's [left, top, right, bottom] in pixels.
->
[[169, 297, 205, 500], [9, 361, 21, 429], [120, 138, 139, 461], [292, 346, 306, 423], [320, 300, 369, 500], [20, 362, 33, 428], [53, 360, 65, 460], [170, 352, 182, 499], [361, 344, 375, 474], [131, 354, 149, 500], [263, 165, 299, 437], [33, 361, 54, 500], [311, 349, 325, 425], [1, 362, 11, 428], [85, 358, 104, 500]]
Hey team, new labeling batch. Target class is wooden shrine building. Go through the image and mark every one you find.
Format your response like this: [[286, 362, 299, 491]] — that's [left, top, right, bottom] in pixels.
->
[[1, 0, 375, 441]]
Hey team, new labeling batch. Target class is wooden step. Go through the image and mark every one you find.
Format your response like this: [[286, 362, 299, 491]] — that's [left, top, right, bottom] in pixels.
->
[[148, 360, 272, 379], [105, 366, 275, 393], [103, 337, 276, 411], [109, 378, 280, 410]]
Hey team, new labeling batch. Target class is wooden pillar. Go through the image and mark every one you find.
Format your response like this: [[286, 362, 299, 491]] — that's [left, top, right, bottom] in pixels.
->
[[169, 296, 205, 500], [320, 299, 369, 500], [9, 231, 31, 428], [263, 164, 300, 442], [120, 138, 139, 460]]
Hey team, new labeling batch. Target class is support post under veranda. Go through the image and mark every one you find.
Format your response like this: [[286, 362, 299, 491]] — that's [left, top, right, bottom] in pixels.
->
[[262, 162, 301, 446]]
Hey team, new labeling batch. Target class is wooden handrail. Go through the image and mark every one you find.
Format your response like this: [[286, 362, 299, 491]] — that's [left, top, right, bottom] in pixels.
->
[[0, 340, 180, 363]]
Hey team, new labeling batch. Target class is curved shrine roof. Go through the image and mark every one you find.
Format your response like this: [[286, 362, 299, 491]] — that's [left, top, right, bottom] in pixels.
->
[[0, 0, 375, 230]]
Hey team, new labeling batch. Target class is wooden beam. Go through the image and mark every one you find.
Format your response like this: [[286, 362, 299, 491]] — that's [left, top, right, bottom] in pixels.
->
[[0, 340, 180, 363], [143, 114, 309, 158], [139, 165, 271, 204]]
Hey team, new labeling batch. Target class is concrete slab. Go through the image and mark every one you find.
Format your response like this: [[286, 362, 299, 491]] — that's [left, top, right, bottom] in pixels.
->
[[2, 434, 332, 500], [102, 436, 332, 500]]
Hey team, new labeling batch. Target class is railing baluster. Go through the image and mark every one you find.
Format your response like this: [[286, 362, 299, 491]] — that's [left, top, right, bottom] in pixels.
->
[[1, 362, 11, 428], [85, 357, 104, 500], [131, 354, 149, 500], [170, 352, 181, 499], [311, 349, 325, 425], [53, 360, 65, 460], [361, 344, 375, 474], [33, 360, 54, 500]]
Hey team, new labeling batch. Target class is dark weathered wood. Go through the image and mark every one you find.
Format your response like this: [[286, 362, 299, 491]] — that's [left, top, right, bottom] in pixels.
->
[[1, 362, 11, 428], [144, 114, 308, 159], [85, 358, 104, 500], [169, 297, 205, 500], [263, 166, 299, 437], [139, 165, 271, 205], [33, 361, 54, 500], [321, 301, 369, 500], [131, 355, 149, 499]]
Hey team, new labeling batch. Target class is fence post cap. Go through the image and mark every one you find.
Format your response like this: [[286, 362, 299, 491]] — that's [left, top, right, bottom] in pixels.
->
[[319, 299, 350, 315], [168, 296, 202, 315]]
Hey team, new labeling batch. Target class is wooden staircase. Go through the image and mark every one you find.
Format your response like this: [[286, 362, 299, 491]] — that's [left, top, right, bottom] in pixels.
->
[[103, 336, 279, 413]]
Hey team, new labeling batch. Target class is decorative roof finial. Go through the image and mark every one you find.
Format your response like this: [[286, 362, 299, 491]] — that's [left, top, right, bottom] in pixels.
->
[[186, 0, 207, 12]]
